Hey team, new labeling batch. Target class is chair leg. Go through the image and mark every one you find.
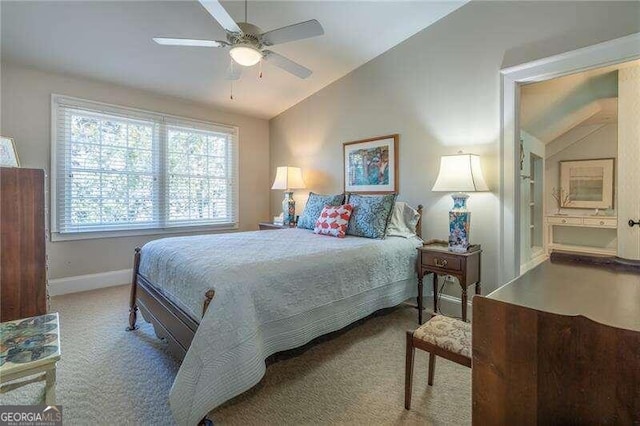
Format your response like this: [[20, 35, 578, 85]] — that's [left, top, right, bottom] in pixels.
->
[[405, 331, 415, 410], [427, 352, 436, 386]]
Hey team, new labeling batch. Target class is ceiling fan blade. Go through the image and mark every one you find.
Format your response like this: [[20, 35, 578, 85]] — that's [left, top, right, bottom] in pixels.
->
[[263, 50, 312, 79], [198, 0, 242, 34], [226, 62, 242, 81], [261, 19, 324, 46], [153, 38, 227, 47]]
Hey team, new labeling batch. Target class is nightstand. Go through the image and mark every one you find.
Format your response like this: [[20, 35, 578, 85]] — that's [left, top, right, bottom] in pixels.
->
[[416, 244, 482, 323], [258, 222, 295, 230]]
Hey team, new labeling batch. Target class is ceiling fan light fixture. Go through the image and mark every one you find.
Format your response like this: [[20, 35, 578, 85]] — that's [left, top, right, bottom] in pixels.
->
[[229, 44, 262, 66]]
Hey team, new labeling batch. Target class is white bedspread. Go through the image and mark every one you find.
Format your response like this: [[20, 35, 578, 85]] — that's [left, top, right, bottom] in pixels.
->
[[138, 228, 421, 425]]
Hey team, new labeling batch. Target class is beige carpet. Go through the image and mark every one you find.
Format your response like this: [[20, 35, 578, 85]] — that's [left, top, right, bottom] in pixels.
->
[[1, 285, 471, 425]]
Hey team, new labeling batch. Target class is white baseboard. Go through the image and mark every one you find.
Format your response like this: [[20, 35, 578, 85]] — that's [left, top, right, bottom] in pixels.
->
[[48, 269, 132, 296], [436, 293, 474, 318], [438, 293, 473, 307], [520, 253, 548, 275]]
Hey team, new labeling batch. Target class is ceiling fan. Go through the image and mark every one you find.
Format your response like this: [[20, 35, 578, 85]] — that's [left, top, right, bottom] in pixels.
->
[[153, 0, 324, 80]]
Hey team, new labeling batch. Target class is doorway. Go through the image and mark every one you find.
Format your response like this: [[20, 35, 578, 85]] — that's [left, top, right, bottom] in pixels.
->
[[499, 33, 640, 282], [516, 60, 640, 274]]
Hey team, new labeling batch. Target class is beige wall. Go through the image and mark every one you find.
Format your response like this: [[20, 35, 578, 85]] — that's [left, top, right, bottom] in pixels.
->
[[1, 63, 270, 279], [269, 1, 640, 293]]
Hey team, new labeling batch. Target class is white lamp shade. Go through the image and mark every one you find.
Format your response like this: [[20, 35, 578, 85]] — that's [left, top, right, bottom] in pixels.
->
[[271, 166, 306, 190], [431, 154, 489, 192]]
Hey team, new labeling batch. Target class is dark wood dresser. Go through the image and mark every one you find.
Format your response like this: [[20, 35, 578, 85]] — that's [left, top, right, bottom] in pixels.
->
[[473, 261, 640, 424], [1, 167, 47, 321]]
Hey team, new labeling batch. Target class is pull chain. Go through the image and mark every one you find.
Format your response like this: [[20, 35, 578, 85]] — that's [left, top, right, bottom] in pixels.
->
[[230, 80, 234, 100], [259, 59, 263, 79], [245, 0, 247, 22]]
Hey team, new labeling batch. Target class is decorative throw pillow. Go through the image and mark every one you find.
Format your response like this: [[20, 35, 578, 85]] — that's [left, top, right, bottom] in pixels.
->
[[313, 204, 354, 238], [346, 193, 397, 239], [297, 192, 345, 230]]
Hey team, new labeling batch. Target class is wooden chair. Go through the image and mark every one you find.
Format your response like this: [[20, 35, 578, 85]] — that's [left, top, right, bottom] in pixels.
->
[[405, 315, 471, 410]]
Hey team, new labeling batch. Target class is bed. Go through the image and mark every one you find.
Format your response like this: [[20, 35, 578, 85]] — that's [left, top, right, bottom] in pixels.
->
[[126, 205, 422, 425]]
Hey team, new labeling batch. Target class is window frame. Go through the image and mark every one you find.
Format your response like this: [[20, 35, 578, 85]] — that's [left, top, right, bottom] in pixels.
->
[[50, 94, 239, 242]]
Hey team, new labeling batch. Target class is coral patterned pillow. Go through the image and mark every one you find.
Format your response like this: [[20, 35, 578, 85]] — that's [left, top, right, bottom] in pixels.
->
[[313, 204, 354, 238]]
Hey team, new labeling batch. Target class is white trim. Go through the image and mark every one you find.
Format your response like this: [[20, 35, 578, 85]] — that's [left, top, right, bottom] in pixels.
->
[[520, 252, 548, 276], [51, 223, 238, 242], [500, 32, 640, 285], [439, 293, 473, 308], [48, 269, 132, 296], [51, 94, 239, 132]]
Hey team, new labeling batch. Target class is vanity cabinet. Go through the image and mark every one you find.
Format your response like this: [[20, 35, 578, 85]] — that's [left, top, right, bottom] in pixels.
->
[[545, 214, 617, 256]]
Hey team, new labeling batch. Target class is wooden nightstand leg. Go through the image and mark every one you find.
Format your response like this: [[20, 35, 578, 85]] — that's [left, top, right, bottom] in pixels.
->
[[461, 287, 468, 322], [476, 281, 482, 295], [45, 367, 56, 405], [417, 276, 424, 324], [432, 274, 438, 316]]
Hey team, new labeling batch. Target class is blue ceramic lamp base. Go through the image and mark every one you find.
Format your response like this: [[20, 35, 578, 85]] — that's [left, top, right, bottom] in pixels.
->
[[282, 191, 296, 225], [448, 193, 471, 253]]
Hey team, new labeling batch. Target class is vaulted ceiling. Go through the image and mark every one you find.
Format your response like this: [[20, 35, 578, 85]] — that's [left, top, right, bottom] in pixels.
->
[[1, 1, 467, 119], [520, 60, 640, 144]]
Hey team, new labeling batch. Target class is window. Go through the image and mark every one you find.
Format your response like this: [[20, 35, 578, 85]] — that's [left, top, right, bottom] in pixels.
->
[[52, 95, 238, 240]]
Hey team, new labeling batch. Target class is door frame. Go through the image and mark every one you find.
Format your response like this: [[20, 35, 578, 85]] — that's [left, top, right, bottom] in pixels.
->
[[499, 32, 640, 284]]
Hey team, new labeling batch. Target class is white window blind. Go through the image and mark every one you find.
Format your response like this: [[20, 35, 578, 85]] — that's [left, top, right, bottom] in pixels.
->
[[52, 95, 238, 237]]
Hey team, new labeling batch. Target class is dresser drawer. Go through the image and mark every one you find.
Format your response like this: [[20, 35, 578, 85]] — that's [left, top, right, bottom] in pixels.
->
[[547, 216, 582, 225], [583, 217, 616, 227], [422, 252, 462, 272]]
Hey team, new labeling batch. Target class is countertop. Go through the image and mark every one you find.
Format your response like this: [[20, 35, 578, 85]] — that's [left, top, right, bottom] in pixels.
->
[[488, 260, 640, 331]]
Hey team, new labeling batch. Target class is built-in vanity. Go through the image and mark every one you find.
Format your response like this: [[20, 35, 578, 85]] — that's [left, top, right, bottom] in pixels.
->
[[545, 214, 617, 255]]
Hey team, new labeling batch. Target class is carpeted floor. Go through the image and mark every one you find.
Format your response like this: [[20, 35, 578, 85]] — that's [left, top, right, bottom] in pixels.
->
[[1, 285, 471, 425]]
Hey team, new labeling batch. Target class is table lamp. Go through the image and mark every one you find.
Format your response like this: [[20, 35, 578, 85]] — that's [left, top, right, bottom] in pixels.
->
[[271, 166, 306, 225], [432, 153, 489, 252]]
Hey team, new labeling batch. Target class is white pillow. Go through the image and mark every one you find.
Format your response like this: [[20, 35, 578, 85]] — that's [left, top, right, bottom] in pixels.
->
[[386, 202, 420, 238]]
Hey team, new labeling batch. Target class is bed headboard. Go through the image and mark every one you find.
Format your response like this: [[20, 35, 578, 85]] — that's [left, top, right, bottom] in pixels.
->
[[415, 204, 423, 240]]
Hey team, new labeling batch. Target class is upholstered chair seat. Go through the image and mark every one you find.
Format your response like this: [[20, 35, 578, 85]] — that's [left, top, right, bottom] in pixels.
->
[[412, 315, 472, 358], [404, 315, 472, 410]]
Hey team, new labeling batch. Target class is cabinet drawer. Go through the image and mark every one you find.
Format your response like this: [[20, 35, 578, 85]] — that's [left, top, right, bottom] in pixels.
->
[[547, 216, 582, 225], [583, 217, 616, 227], [422, 252, 462, 272]]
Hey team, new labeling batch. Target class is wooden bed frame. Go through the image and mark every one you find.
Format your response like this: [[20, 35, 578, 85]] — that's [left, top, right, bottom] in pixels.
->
[[126, 204, 423, 361]]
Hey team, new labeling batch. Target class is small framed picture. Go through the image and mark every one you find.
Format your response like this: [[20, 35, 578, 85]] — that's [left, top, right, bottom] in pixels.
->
[[0, 136, 20, 167], [560, 158, 614, 209], [343, 134, 398, 193]]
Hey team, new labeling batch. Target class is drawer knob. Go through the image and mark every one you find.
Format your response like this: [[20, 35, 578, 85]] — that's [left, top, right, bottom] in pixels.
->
[[600, 221, 604, 225], [561, 219, 567, 223], [434, 258, 448, 268]]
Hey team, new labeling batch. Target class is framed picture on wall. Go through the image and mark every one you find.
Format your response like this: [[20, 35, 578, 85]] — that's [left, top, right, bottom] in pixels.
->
[[560, 158, 614, 209], [343, 134, 398, 193], [0, 136, 20, 167]]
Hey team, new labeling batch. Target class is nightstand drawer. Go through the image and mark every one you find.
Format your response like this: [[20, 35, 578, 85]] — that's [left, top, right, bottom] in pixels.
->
[[422, 252, 462, 272]]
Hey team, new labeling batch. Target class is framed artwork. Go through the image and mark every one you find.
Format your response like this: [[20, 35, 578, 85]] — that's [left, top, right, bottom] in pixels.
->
[[560, 158, 614, 209], [0, 136, 20, 167], [343, 134, 398, 193]]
